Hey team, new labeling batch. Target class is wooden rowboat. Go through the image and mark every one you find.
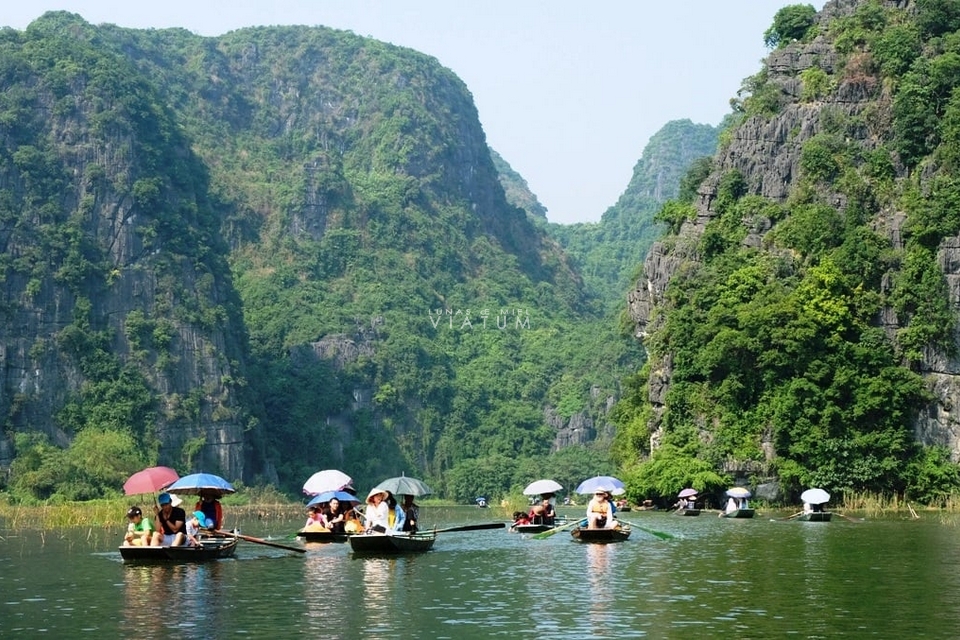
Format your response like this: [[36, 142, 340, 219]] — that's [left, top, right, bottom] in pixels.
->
[[719, 508, 756, 519], [796, 512, 832, 522], [348, 531, 436, 555], [119, 536, 238, 562], [675, 508, 701, 516], [570, 525, 631, 543], [510, 516, 569, 534], [296, 530, 356, 543], [511, 523, 553, 534]]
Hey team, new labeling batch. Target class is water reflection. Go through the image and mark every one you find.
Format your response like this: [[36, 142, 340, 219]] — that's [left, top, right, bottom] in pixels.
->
[[361, 557, 394, 632], [586, 543, 613, 630], [12, 510, 960, 637], [122, 563, 224, 634], [302, 546, 354, 632]]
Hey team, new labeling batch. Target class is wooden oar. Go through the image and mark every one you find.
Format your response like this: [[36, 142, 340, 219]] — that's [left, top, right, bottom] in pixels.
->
[[778, 511, 804, 521], [531, 519, 585, 540], [833, 512, 861, 523], [612, 518, 674, 540], [431, 523, 505, 534], [212, 529, 306, 553]]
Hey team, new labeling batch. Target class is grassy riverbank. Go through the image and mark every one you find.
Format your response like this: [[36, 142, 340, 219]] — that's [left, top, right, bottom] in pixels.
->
[[0, 488, 470, 530]]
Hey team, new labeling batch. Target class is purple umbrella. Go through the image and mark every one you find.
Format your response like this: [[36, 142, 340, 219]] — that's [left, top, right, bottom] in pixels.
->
[[678, 488, 699, 498]]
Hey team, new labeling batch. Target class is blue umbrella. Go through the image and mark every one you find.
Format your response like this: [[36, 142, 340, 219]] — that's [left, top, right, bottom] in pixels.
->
[[166, 472, 236, 497], [576, 475, 626, 495], [306, 490, 360, 507]]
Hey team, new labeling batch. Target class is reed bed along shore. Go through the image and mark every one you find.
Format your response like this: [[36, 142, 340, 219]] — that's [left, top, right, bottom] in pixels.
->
[[0, 499, 309, 531], [2, 489, 956, 531], [0, 493, 467, 531]]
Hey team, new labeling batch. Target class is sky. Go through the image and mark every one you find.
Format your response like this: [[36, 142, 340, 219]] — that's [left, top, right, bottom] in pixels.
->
[[3, 1, 823, 224]]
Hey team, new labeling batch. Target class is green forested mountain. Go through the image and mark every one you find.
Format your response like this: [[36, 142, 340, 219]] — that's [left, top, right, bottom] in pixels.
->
[[0, 12, 634, 501], [549, 120, 719, 311], [614, 0, 960, 505], [489, 148, 548, 223]]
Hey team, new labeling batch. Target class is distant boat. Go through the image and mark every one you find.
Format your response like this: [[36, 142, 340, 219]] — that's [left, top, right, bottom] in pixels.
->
[[475, 497, 488, 508], [720, 489, 754, 518], [719, 508, 755, 519], [796, 511, 832, 522]]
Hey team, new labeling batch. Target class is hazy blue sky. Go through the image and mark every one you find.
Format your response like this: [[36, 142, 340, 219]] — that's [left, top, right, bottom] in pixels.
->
[[4, 1, 822, 224]]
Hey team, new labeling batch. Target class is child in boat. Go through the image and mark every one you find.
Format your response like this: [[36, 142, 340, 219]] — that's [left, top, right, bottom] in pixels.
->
[[185, 511, 206, 546], [123, 506, 156, 546], [303, 505, 327, 531], [512, 511, 532, 527]]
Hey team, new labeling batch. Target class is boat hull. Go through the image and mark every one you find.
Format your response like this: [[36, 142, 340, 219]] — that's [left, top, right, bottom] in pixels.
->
[[675, 508, 701, 516], [571, 526, 631, 543], [348, 532, 436, 554], [510, 516, 569, 534], [296, 530, 355, 543], [119, 537, 238, 562], [797, 512, 832, 522], [720, 509, 756, 519], [512, 523, 552, 534]]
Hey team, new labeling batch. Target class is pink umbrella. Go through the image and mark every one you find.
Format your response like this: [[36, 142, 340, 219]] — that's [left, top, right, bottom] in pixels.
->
[[124, 466, 179, 495], [678, 488, 699, 498]]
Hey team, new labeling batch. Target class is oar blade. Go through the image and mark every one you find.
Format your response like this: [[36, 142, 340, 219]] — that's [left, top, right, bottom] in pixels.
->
[[615, 518, 674, 540], [531, 519, 584, 540], [213, 529, 306, 553], [433, 522, 505, 534]]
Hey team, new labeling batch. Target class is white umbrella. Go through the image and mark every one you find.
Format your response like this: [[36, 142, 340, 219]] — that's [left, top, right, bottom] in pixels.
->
[[302, 469, 353, 496], [522, 479, 563, 496], [726, 487, 752, 498], [800, 488, 830, 505]]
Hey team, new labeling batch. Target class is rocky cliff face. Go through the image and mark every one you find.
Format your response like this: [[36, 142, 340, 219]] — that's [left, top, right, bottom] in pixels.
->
[[0, 22, 250, 478], [627, 0, 960, 461]]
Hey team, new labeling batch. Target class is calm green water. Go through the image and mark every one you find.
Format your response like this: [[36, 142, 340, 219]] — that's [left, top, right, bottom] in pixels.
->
[[2, 506, 958, 638]]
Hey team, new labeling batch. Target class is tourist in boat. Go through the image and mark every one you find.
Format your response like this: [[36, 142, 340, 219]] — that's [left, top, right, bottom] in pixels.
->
[[387, 493, 406, 531], [586, 490, 615, 529], [153, 492, 187, 546], [400, 494, 419, 532], [720, 497, 738, 517], [365, 488, 391, 532], [303, 505, 326, 530], [194, 489, 224, 530], [529, 497, 556, 526], [123, 506, 156, 546], [512, 511, 531, 527], [322, 498, 348, 533]]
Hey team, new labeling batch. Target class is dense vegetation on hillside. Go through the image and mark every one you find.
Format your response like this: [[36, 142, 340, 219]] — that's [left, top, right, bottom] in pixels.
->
[[0, 13, 647, 502], [550, 120, 719, 312], [613, 0, 960, 505]]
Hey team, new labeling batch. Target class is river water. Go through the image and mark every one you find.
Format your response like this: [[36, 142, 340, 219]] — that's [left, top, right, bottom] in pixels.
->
[[2, 506, 957, 638]]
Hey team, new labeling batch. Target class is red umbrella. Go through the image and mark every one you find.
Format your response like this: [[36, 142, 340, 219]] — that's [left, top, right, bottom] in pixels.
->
[[123, 466, 179, 495]]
